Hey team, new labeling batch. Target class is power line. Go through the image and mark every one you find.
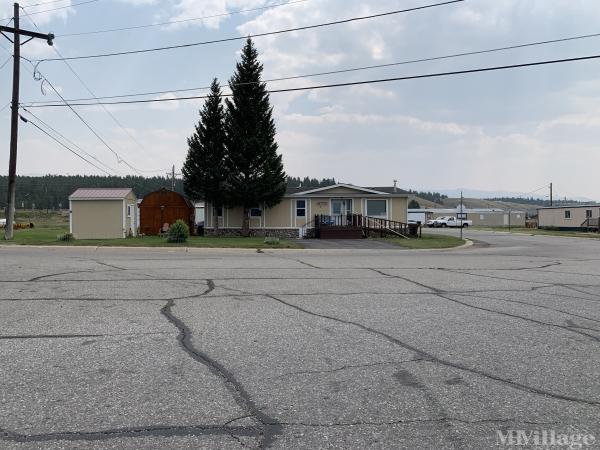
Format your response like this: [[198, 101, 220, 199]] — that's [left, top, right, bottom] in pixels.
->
[[22, 60, 144, 174], [19, 113, 114, 175], [0, 0, 100, 20], [21, 0, 89, 8], [37, 0, 465, 62], [25, 31, 600, 105], [19, 9, 149, 174], [59, 0, 308, 37], [20, 105, 119, 174], [25, 53, 600, 108], [0, 55, 11, 70]]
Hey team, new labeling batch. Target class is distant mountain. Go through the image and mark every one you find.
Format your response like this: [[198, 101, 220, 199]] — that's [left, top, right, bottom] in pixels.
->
[[432, 188, 596, 203]]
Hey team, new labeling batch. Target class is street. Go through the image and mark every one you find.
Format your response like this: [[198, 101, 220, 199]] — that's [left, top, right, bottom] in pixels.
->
[[0, 231, 599, 449]]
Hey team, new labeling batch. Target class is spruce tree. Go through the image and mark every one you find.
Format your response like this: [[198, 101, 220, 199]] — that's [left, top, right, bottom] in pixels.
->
[[182, 79, 227, 233], [224, 38, 286, 236]]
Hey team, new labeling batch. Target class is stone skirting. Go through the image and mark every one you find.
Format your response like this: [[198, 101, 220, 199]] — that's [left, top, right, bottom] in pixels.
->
[[205, 228, 301, 239]]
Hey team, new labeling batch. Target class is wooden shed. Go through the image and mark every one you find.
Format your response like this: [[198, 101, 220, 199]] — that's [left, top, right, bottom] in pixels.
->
[[139, 188, 195, 236]]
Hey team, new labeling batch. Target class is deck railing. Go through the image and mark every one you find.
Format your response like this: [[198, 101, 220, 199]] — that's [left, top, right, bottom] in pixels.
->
[[314, 214, 418, 238], [581, 218, 600, 230]]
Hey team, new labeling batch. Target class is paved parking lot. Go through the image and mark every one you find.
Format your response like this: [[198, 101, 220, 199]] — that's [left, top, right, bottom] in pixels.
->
[[0, 231, 599, 449]]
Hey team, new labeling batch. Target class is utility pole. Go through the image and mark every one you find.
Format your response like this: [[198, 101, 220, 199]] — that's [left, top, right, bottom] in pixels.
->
[[171, 165, 175, 191], [460, 190, 463, 241], [1, 3, 54, 239], [549, 182, 553, 207]]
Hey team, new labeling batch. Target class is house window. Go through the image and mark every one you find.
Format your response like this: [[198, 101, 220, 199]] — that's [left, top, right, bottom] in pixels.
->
[[127, 204, 133, 218], [250, 207, 262, 217], [366, 199, 387, 217], [457, 213, 467, 220], [586, 210, 593, 218], [480, 214, 485, 220], [214, 207, 223, 217], [296, 200, 306, 217], [516, 214, 521, 219], [564, 210, 571, 219]]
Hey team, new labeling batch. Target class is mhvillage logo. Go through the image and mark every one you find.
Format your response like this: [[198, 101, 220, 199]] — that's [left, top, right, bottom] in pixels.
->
[[497, 429, 596, 449]]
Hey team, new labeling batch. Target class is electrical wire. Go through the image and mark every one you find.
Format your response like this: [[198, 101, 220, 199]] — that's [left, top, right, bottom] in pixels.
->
[[25, 53, 600, 108], [0, 0, 100, 20], [20, 105, 119, 174], [59, 0, 308, 37], [20, 113, 115, 175], [36, 0, 465, 62], [21, 0, 91, 8], [25, 31, 600, 105], [19, 10, 149, 174], [0, 55, 11, 70]]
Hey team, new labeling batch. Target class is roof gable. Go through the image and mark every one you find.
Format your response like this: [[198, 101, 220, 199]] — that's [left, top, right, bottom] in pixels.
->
[[69, 188, 133, 200], [288, 184, 390, 196]]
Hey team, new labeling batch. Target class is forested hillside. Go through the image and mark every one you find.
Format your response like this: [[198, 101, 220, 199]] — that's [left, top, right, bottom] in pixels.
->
[[0, 175, 338, 210]]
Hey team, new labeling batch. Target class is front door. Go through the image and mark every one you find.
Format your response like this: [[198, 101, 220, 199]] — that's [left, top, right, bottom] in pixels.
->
[[331, 199, 353, 216]]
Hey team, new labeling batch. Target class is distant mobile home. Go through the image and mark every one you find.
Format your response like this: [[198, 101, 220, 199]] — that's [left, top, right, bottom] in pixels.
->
[[409, 207, 526, 227], [538, 205, 600, 230], [69, 188, 137, 239]]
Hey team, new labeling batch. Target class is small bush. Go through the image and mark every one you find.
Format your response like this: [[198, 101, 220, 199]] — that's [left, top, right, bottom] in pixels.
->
[[57, 232, 74, 242], [167, 219, 189, 243], [264, 236, 280, 245]]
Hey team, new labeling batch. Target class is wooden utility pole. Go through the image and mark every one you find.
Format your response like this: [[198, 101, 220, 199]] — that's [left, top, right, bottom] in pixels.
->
[[1, 3, 54, 239], [549, 182, 553, 207]]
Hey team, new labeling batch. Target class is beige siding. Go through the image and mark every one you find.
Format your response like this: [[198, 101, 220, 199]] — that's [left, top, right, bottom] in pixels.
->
[[206, 195, 408, 229], [71, 200, 124, 239], [539, 207, 599, 228]]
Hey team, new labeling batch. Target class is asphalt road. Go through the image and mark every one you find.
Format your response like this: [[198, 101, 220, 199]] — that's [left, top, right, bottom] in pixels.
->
[[1, 231, 599, 449]]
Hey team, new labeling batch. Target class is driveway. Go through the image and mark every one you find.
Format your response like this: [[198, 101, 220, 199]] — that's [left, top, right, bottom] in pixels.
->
[[0, 232, 599, 449]]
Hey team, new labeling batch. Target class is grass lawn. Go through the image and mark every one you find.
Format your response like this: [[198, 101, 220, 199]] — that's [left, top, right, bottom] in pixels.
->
[[2, 226, 303, 248], [474, 227, 600, 239], [376, 233, 465, 249]]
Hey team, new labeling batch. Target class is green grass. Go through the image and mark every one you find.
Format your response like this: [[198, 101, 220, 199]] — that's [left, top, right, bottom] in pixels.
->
[[474, 226, 600, 239], [2, 224, 303, 248], [376, 233, 465, 249]]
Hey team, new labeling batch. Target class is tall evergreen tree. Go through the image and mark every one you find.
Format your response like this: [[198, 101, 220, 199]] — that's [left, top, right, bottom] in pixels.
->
[[182, 79, 227, 233], [224, 38, 286, 236]]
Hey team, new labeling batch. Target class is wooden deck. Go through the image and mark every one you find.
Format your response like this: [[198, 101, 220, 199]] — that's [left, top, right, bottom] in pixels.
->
[[314, 214, 418, 239]]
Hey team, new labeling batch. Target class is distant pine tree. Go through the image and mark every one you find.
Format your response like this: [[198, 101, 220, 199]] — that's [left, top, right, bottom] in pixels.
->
[[224, 38, 286, 236], [182, 79, 227, 233]]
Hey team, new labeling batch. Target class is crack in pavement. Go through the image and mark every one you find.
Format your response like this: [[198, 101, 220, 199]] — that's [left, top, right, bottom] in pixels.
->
[[0, 332, 172, 340], [0, 424, 259, 443], [263, 294, 600, 407], [267, 358, 428, 380], [28, 269, 113, 282], [159, 279, 281, 448], [372, 269, 600, 343], [268, 417, 563, 427]]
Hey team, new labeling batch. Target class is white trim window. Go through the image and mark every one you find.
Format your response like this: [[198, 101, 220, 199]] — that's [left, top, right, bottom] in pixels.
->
[[214, 206, 223, 217], [586, 210, 593, 218], [127, 204, 134, 218], [366, 199, 387, 218], [250, 207, 262, 217], [296, 200, 306, 217], [564, 210, 571, 219]]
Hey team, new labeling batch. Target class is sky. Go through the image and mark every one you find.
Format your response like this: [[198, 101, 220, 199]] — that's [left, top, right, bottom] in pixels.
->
[[0, 0, 598, 200]]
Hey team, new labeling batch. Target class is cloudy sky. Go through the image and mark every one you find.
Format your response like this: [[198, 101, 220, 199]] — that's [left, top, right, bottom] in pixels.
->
[[0, 0, 598, 199]]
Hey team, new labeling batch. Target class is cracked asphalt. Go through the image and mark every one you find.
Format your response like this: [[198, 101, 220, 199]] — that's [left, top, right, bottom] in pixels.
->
[[0, 230, 599, 449]]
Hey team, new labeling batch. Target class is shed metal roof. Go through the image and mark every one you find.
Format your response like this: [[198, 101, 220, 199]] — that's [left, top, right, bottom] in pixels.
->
[[69, 188, 133, 200]]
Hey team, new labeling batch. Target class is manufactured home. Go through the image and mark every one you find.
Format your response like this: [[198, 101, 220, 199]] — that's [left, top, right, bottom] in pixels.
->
[[205, 184, 409, 238], [538, 205, 600, 230], [410, 207, 526, 227], [69, 188, 137, 239]]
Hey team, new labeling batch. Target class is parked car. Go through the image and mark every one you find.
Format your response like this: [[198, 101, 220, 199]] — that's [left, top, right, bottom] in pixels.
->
[[435, 216, 472, 228], [427, 216, 449, 227], [0, 218, 5, 228]]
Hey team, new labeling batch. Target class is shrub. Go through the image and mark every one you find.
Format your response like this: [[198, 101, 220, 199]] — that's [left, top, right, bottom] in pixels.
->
[[264, 236, 280, 245], [167, 219, 189, 243], [57, 232, 74, 242]]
